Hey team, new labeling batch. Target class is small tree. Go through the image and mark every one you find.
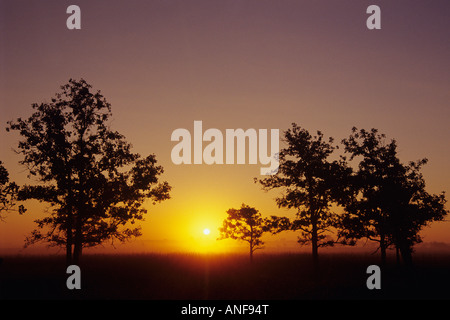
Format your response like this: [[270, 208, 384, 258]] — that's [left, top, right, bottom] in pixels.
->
[[218, 204, 266, 262], [7, 79, 171, 264]]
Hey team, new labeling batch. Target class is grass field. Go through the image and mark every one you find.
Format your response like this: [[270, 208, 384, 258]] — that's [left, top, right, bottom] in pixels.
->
[[1, 252, 449, 300]]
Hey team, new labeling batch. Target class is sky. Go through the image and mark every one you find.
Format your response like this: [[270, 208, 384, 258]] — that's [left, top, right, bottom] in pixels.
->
[[0, 0, 449, 255]]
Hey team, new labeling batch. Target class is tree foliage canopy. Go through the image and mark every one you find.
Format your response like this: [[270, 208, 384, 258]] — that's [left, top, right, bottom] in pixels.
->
[[7, 79, 171, 263]]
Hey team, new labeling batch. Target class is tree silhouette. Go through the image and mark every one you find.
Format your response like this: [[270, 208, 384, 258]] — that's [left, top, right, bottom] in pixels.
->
[[340, 128, 448, 266], [389, 159, 448, 266], [0, 161, 25, 221], [0, 161, 25, 266], [7, 79, 171, 264], [218, 204, 266, 262], [256, 123, 351, 267]]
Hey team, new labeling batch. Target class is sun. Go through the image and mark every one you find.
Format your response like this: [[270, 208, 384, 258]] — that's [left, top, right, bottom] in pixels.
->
[[203, 228, 210, 235]]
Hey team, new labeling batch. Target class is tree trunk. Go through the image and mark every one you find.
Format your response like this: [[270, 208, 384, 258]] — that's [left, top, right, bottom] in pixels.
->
[[73, 214, 83, 265], [65, 172, 74, 266], [399, 243, 413, 268], [73, 241, 82, 265], [66, 228, 73, 266], [65, 203, 73, 265], [73, 125, 87, 266], [311, 218, 319, 269], [308, 185, 319, 270], [380, 233, 386, 266], [396, 246, 400, 265], [249, 225, 254, 263]]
